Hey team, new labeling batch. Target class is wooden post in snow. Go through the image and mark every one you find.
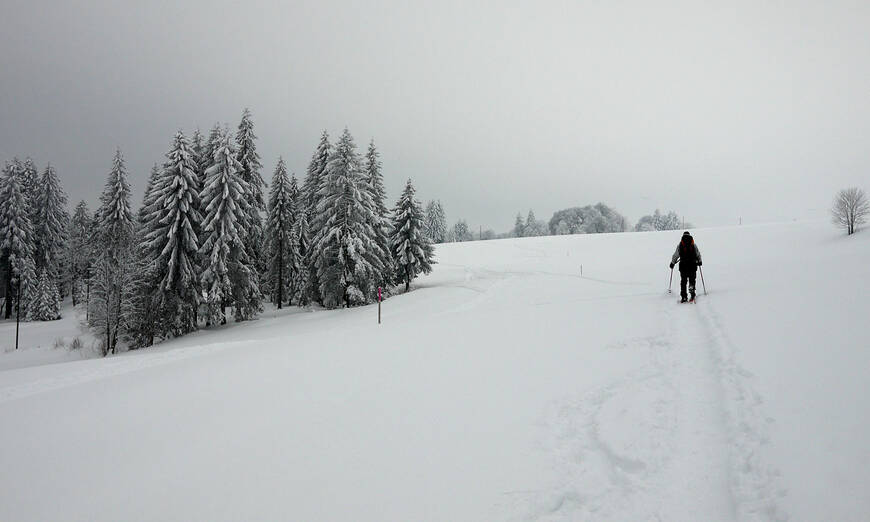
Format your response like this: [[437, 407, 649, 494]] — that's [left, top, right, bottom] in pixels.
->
[[378, 287, 382, 325]]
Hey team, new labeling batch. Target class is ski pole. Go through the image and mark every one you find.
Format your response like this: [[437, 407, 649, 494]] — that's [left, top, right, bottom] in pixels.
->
[[699, 266, 707, 295], [668, 267, 673, 294]]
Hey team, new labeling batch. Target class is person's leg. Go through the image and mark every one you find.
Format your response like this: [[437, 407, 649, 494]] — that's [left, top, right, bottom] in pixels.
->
[[689, 271, 697, 299], [680, 272, 688, 300]]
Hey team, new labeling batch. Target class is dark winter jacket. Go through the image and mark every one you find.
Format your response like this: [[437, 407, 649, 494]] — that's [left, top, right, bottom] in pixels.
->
[[671, 234, 702, 273]]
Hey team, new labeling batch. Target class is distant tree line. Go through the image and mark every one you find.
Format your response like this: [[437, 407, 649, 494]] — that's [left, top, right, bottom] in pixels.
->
[[1, 109, 435, 354]]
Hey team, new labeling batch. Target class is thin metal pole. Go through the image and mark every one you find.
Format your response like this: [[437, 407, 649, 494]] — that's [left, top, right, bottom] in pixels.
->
[[668, 268, 673, 294], [15, 277, 21, 350], [699, 267, 707, 295]]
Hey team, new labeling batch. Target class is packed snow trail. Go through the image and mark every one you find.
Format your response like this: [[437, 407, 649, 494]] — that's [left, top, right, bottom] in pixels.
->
[[1, 221, 868, 521]]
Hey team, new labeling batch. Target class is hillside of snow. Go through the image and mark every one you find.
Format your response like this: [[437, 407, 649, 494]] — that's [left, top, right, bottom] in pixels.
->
[[1, 221, 868, 521]]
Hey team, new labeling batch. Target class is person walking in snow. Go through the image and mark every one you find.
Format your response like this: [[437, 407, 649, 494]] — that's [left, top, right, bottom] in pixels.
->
[[670, 231, 702, 302]]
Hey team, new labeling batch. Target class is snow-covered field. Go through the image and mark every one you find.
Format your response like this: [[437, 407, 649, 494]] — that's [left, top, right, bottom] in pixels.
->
[[1, 220, 868, 521]]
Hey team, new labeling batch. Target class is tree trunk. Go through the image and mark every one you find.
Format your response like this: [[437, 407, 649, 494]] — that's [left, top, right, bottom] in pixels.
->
[[104, 297, 111, 356], [111, 285, 122, 354], [3, 272, 12, 319]]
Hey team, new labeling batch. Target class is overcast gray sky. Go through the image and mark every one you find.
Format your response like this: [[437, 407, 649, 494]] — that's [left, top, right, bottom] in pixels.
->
[[2, 0, 868, 231]]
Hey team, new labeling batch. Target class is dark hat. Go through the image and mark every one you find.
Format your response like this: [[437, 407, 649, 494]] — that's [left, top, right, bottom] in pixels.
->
[[682, 231, 691, 236]]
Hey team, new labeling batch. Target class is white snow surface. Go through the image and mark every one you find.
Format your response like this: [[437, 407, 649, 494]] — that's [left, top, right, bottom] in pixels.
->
[[1, 220, 868, 521]]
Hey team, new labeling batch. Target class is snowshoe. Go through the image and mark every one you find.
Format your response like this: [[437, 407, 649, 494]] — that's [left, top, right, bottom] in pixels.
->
[[680, 296, 688, 303]]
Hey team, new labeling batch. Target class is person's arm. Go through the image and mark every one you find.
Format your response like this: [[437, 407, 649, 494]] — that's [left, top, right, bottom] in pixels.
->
[[670, 245, 680, 267], [694, 244, 702, 265]]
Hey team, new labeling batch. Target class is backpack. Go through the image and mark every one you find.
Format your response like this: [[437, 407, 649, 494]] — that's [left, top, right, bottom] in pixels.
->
[[679, 235, 697, 265]]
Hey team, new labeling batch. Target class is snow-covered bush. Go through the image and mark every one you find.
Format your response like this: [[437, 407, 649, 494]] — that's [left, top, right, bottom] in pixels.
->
[[634, 209, 686, 232], [548, 203, 629, 235]]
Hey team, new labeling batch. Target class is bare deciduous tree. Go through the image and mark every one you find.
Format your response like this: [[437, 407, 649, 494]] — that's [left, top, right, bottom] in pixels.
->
[[831, 187, 869, 235]]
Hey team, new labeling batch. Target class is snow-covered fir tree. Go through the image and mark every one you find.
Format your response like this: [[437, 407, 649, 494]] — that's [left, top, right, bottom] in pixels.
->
[[143, 131, 202, 337], [301, 131, 331, 303], [91, 149, 136, 354], [265, 158, 297, 308], [29, 268, 61, 321], [0, 162, 37, 319], [235, 109, 267, 281], [390, 179, 434, 292], [33, 164, 69, 293], [310, 128, 386, 308], [424, 200, 447, 244], [363, 140, 394, 288], [198, 129, 261, 324], [67, 201, 93, 307]]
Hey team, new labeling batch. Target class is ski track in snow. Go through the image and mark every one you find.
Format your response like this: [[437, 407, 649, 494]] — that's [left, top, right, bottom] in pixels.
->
[[694, 301, 788, 521], [504, 298, 787, 521]]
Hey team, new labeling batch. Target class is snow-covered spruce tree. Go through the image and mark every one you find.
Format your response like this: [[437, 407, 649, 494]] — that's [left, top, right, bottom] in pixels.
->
[[201, 124, 222, 187], [287, 174, 306, 304], [22, 158, 40, 226], [292, 188, 311, 306], [198, 129, 261, 324], [191, 128, 204, 170], [138, 164, 161, 224], [0, 162, 37, 319], [67, 201, 93, 306], [363, 140, 394, 289], [120, 163, 165, 348], [91, 149, 136, 354], [525, 209, 544, 237], [310, 128, 386, 308], [119, 251, 157, 349], [424, 200, 447, 244], [452, 219, 472, 242], [301, 131, 331, 303], [390, 179, 434, 292], [514, 213, 525, 237], [144, 131, 203, 337], [235, 109, 267, 281], [88, 255, 131, 355], [265, 158, 296, 308], [30, 268, 61, 321], [33, 164, 70, 295]]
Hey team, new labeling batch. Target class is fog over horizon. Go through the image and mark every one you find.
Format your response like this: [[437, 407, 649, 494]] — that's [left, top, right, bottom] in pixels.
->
[[2, 0, 868, 232]]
